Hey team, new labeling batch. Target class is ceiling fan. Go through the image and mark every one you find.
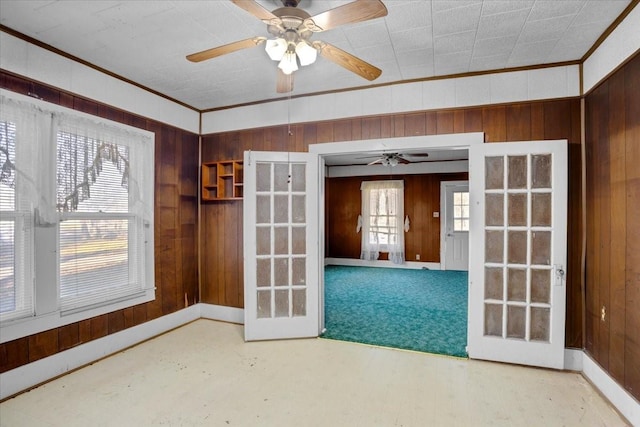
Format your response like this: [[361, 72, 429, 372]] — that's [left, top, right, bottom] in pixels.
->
[[361, 152, 430, 167], [186, 0, 388, 93]]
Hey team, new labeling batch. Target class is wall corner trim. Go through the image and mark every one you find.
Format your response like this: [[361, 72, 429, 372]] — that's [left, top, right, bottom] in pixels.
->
[[582, 352, 640, 426]]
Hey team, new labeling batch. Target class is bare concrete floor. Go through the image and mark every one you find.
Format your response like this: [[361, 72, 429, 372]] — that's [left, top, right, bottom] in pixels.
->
[[0, 319, 628, 426]]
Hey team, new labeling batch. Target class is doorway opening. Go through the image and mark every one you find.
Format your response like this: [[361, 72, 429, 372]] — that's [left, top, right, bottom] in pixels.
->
[[310, 133, 483, 354]]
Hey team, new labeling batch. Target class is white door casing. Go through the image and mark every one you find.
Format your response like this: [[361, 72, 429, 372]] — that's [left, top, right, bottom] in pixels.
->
[[441, 181, 470, 271], [467, 140, 568, 369], [243, 151, 320, 341]]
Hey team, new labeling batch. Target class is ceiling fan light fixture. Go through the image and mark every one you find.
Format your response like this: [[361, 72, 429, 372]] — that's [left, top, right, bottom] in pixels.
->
[[388, 157, 399, 167], [295, 41, 317, 66], [278, 51, 298, 75], [265, 38, 287, 61]]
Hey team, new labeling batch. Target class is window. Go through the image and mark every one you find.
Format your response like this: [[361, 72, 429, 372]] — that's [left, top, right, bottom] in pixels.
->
[[0, 119, 34, 323], [453, 191, 470, 231], [360, 180, 405, 264], [0, 91, 154, 341]]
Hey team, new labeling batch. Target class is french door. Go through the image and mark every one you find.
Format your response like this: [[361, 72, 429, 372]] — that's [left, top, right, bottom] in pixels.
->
[[243, 151, 321, 341], [467, 140, 568, 369]]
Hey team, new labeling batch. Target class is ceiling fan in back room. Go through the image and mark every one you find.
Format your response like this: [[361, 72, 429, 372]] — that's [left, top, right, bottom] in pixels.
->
[[357, 152, 431, 167], [186, 0, 388, 93]]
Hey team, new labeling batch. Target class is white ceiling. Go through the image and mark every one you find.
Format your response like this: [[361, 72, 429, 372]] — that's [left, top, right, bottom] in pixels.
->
[[0, 0, 632, 112]]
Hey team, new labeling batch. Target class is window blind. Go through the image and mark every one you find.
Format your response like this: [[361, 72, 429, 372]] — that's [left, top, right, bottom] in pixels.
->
[[56, 132, 146, 313], [0, 119, 34, 322]]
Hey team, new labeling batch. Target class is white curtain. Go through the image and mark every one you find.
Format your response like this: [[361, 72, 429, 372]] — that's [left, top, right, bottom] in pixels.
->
[[360, 180, 405, 264], [0, 92, 153, 224]]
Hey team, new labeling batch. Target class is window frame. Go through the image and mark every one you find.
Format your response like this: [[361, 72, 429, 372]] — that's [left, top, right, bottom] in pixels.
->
[[0, 90, 155, 343]]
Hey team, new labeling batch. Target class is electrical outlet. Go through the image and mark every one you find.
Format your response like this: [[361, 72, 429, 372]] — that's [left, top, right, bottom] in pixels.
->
[[416, 254, 420, 261], [601, 305, 606, 322]]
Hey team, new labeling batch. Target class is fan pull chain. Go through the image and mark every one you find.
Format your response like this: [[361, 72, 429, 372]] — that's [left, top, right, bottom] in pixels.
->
[[287, 82, 293, 136]]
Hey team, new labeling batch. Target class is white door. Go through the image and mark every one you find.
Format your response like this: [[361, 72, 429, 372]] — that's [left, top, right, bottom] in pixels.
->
[[467, 140, 568, 369], [442, 181, 470, 271], [243, 151, 320, 341]]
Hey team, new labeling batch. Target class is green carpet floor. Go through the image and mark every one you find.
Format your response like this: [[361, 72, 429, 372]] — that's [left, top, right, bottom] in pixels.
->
[[322, 265, 468, 358]]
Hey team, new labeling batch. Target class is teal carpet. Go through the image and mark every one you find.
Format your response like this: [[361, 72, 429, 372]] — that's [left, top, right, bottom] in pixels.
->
[[322, 265, 468, 358]]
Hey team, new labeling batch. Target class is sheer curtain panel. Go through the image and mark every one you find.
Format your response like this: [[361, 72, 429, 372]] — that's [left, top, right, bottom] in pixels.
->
[[360, 180, 405, 264]]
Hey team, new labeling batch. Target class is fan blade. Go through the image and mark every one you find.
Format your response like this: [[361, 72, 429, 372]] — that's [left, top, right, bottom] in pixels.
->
[[231, 0, 279, 22], [186, 37, 266, 63], [276, 69, 294, 93], [313, 41, 381, 81], [397, 155, 410, 164], [304, 0, 387, 32], [368, 158, 384, 166], [407, 153, 430, 157]]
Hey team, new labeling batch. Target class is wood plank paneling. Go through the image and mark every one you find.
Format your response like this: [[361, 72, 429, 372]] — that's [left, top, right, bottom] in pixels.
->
[[608, 69, 626, 383], [201, 98, 583, 356], [324, 173, 468, 263], [0, 71, 198, 374], [585, 53, 640, 401], [623, 53, 640, 399]]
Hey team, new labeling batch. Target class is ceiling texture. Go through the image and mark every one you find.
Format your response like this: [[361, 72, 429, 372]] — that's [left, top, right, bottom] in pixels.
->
[[0, 0, 633, 113]]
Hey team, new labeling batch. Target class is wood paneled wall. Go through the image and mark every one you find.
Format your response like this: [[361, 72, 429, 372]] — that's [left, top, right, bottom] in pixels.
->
[[325, 173, 468, 261], [201, 98, 583, 349], [0, 72, 199, 373], [584, 53, 640, 400]]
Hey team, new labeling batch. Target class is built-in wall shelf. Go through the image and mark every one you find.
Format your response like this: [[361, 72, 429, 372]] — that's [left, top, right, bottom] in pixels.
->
[[201, 160, 243, 201]]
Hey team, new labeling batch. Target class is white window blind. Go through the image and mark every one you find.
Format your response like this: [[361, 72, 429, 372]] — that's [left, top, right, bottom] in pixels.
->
[[0, 118, 34, 322], [56, 119, 150, 313]]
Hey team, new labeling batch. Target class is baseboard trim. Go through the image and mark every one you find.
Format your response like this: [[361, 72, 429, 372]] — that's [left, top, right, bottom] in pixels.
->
[[2, 305, 637, 425], [582, 352, 639, 426], [564, 348, 583, 371], [200, 303, 244, 324], [325, 257, 441, 270], [0, 304, 200, 400]]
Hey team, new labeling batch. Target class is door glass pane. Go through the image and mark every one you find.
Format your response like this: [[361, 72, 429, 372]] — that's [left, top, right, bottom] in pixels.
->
[[274, 258, 288, 287], [485, 194, 504, 226], [274, 195, 289, 223], [292, 289, 306, 317], [291, 164, 305, 192], [256, 195, 271, 224], [507, 268, 526, 302], [485, 267, 503, 300], [508, 155, 527, 189], [507, 305, 526, 339], [484, 303, 503, 336], [507, 231, 527, 265], [274, 163, 289, 192], [531, 307, 550, 342], [292, 195, 305, 223], [292, 258, 306, 286], [291, 226, 306, 255], [257, 258, 271, 287], [274, 290, 289, 317], [256, 163, 271, 192], [256, 227, 271, 255], [531, 269, 551, 303], [508, 193, 527, 226], [531, 231, 551, 265], [274, 226, 289, 255], [485, 230, 504, 263], [531, 193, 551, 227], [531, 154, 551, 189], [257, 290, 271, 318], [485, 157, 504, 190]]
